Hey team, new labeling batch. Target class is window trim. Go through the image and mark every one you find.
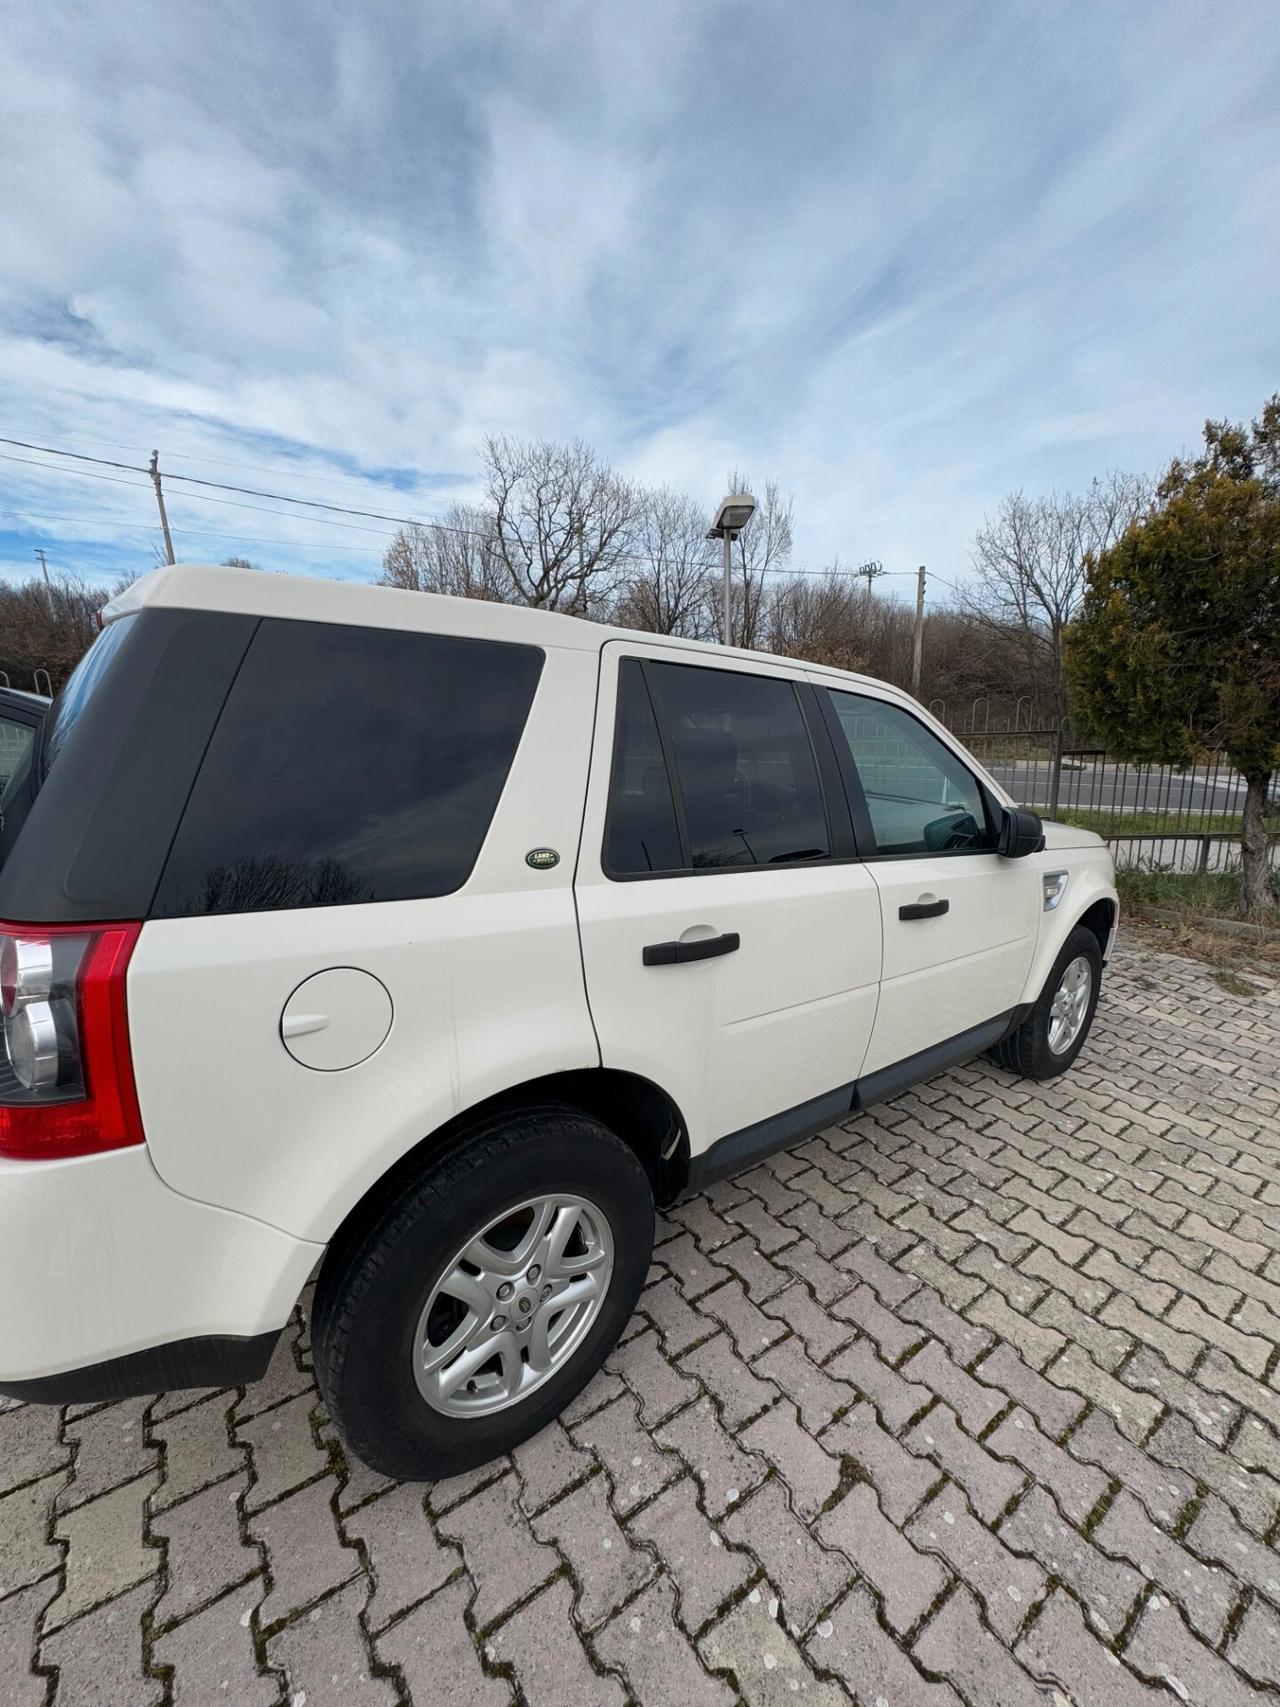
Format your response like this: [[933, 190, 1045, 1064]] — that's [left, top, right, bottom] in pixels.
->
[[0, 701, 47, 734], [818, 686, 999, 861], [600, 654, 855, 882]]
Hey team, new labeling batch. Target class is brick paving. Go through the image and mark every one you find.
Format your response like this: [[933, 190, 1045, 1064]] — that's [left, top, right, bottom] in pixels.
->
[[3, 937, 1279, 1705]]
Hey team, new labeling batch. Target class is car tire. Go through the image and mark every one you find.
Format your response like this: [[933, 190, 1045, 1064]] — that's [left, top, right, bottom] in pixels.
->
[[312, 1104, 654, 1481], [989, 925, 1103, 1081]]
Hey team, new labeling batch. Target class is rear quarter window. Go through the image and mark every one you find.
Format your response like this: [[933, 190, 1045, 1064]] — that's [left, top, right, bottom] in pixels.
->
[[153, 619, 543, 916], [41, 614, 137, 777]]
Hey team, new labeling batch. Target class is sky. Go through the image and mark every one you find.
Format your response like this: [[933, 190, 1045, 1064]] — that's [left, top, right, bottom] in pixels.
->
[[1, 0, 1277, 606]]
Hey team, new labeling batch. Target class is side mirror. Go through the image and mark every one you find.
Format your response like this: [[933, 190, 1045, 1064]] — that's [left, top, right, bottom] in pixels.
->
[[997, 806, 1045, 859]]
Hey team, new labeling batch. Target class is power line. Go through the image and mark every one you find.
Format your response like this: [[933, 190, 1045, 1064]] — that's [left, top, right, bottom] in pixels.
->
[[0, 450, 411, 537], [8, 433, 971, 581], [0, 450, 153, 490], [159, 489, 402, 534], [24, 429, 436, 496], [1, 509, 385, 554], [0, 436, 432, 526], [0, 431, 962, 589]]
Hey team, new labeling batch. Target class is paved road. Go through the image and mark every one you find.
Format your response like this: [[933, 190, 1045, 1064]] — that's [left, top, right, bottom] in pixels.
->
[[3, 939, 1279, 1705], [985, 759, 1256, 817]]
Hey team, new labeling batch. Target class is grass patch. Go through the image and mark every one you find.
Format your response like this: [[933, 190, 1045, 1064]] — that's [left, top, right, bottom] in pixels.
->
[[1055, 808, 1280, 837], [1115, 866, 1280, 967], [1114, 868, 1246, 914]]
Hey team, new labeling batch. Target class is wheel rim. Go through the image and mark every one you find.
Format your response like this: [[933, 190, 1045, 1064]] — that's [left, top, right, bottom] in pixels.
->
[[414, 1193, 614, 1418], [1047, 955, 1092, 1055]]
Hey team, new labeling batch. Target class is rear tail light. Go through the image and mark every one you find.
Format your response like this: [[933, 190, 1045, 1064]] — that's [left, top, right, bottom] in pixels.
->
[[0, 921, 144, 1160]]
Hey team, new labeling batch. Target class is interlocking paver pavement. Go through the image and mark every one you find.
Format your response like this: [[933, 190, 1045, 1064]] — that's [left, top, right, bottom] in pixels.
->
[[4, 937, 1280, 1704]]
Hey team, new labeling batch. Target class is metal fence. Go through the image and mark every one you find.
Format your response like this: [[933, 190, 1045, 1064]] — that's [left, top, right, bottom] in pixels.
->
[[927, 697, 1062, 735], [961, 729, 1278, 873], [0, 668, 52, 696]]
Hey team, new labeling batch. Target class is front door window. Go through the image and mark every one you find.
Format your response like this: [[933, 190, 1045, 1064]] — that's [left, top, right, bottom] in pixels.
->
[[826, 692, 992, 856]]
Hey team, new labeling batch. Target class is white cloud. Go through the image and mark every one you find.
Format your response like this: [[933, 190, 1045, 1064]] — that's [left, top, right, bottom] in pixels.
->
[[0, 0, 1275, 594]]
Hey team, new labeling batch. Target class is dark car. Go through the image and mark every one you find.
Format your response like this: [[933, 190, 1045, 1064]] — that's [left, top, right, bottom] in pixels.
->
[[0, 686, 49, 798]]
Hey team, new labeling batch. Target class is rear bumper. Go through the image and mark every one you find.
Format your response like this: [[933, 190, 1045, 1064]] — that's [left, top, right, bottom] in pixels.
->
[[0, 1330, 281, 1404], [0, 1144, 322, 1399]]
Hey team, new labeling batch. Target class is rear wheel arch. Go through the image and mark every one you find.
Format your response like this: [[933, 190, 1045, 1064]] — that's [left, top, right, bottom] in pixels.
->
[[317, 1068, 688, 1296], [312, 1103, 656, 1478]]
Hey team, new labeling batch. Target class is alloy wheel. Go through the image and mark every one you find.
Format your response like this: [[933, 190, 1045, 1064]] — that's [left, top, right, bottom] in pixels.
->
[[413, 1193, 614, 1417]]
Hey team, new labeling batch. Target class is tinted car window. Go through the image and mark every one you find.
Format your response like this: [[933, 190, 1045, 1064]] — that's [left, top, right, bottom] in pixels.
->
[[826, 691, 993, 855], [648, 663, 830, 868], [154, 620, 543, 915], [0, 721, 34, 797], [41, 614, 137, 777], [604, 661, 684, 875]]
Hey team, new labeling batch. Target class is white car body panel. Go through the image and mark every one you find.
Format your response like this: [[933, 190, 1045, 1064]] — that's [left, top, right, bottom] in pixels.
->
[[1, 565, 1119, 1393], [859, 850, 1042, 1072], [574, 642, 882, 1156], [0, 1146, 320, 1382], [810, 676, 1042, 1073], [128, 644, 602, 1242], [1021, 841, 1119, 1003]]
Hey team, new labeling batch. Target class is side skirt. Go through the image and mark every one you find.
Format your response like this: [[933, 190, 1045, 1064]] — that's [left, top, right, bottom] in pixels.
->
[[683, 1005, 1027, 1195]]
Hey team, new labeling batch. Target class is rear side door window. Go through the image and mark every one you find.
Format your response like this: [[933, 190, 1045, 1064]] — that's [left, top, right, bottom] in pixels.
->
[[628, 661, 831, 870], [825, 691, 993, 855], [603, 661, 685, 875], [154, 619, 543, 915]]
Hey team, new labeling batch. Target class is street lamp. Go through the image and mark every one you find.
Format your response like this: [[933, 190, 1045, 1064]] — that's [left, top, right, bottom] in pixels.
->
[[706, 493, 757, 647]]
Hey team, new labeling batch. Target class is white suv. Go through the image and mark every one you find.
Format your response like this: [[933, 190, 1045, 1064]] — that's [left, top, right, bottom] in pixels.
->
[[0, 566, 1116, 1477]]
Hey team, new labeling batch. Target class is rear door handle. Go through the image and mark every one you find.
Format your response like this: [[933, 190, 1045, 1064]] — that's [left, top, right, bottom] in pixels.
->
[[643, 932, 740, 966], [899, 898, 949, 920]]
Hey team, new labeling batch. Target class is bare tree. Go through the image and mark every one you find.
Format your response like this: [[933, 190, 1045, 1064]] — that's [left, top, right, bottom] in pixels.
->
[[765, 569, 868, 672], [483, 436, 637, 614], [710, 473, 794, 648], [379, 503, 504, 600], [613, 487, 714, 636], [967, 472, 1148, 731], [0, 570, 109, 692]]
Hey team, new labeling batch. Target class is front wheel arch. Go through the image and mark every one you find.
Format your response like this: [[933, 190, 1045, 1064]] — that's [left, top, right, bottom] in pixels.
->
[[1077, 895, 1117, 957], [992, 924, 1104, 1080]]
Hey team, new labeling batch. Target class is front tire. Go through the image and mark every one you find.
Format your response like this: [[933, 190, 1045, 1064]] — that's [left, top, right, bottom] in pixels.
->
[[312, 1105, 654, 1480], [990, 925, 1103, 1080]]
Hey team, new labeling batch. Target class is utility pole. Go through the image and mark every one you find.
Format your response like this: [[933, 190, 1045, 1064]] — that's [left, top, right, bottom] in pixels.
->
[[722, 530, 733, 646], [910, 563, 926, 698], [34, 548, 53, 616], [149, 450, 176, 565]]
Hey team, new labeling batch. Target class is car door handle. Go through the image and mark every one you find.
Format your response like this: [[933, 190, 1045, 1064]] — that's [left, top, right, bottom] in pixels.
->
[[643, 932, 740, 967], [899, 898, 949, 920]]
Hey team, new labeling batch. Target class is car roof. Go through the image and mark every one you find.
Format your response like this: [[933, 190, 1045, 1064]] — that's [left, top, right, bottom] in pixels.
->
[[0, 686, 50, 709], [103, 564, 900, 698]]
